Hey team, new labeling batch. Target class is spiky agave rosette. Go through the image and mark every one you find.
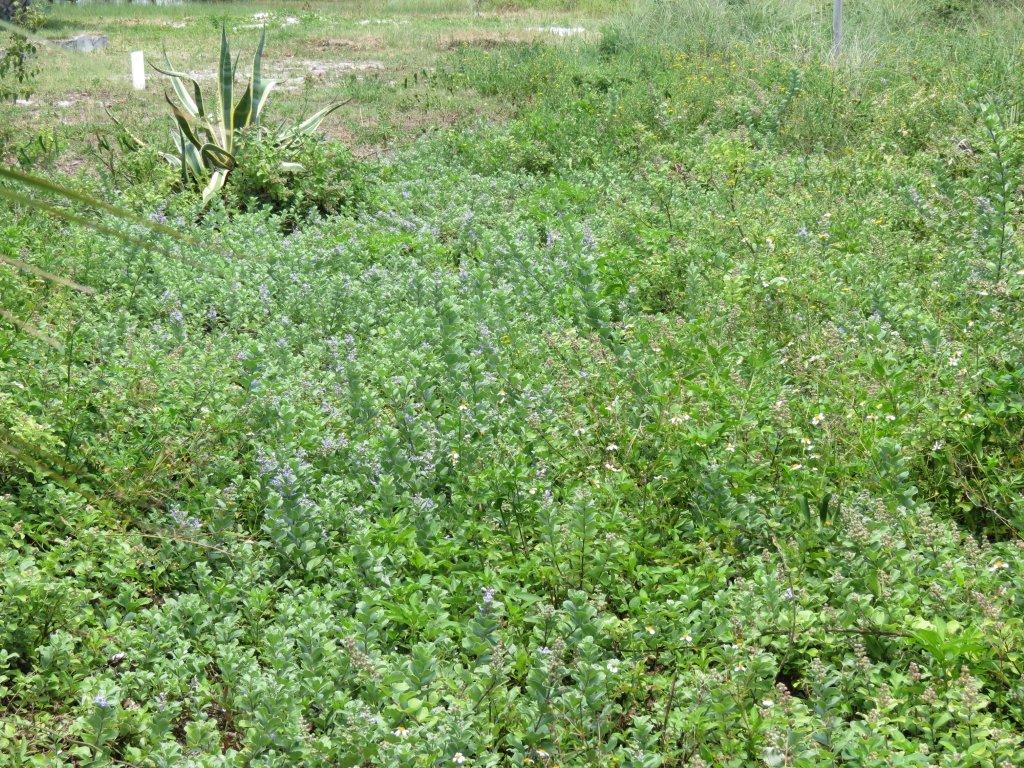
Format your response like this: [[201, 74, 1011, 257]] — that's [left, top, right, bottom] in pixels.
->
[[117, 26, 348, 204]]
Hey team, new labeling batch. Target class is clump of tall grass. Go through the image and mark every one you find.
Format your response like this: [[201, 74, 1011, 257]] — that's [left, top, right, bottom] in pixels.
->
[[605, 0, 1024, 76]]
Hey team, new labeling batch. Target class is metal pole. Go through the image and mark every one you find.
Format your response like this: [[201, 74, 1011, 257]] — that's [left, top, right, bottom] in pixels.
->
[[831, 0, 843, 63]]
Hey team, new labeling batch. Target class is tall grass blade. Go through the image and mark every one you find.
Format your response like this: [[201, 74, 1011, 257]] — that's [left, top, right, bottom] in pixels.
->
[[0, 166, 190, 244], [0, 309, 63, 350], [0, 255, 96, 294], [0, 184, 175, 257]]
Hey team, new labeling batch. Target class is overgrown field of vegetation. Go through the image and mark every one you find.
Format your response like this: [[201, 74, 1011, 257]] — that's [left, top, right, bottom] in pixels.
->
[[3, 0, 1024, 765]]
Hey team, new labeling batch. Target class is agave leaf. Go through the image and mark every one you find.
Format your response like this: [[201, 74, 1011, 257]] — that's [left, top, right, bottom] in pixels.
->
[[253, 79, 276, 123], [200, 143, 236, 171], [181, 140, 207, 181], [253, 26, 266, 86], [218, 25, 234, 149], [154, 57, 202, 119], [171, 129, 205, 181], [173, 128, 189, 185], [184, 115, 217, 146], [191, 80, 206, 119], [290, 99, 351, 137], [232, 81, 254, 132], [201, 169, 228, 205], [252, 26, 269, 126], [152, 57, 208, 118], [165, 93, 205, 153]]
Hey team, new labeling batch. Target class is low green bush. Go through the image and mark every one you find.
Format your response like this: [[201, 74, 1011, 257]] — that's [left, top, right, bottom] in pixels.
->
[[226, 132, 366, 223]]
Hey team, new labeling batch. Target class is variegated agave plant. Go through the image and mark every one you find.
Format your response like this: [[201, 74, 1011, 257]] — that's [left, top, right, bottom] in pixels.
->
[[121, 26, 347, 204]]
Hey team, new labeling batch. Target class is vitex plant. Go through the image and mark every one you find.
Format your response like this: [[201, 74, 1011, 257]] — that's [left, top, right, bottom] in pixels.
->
[[119, 26, 348, 204]]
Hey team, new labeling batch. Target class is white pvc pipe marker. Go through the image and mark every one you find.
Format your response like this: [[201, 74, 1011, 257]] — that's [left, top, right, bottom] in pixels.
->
[[131, 51, 146, 90]]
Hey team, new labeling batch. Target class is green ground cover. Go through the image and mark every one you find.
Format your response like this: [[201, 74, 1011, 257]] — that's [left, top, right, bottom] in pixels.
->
[[2, 1, 1024, 766]]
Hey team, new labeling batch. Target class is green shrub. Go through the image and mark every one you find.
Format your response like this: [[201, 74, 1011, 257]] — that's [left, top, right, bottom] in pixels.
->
[[0, 1, 40, 103], [225, 132, 365, 223]]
